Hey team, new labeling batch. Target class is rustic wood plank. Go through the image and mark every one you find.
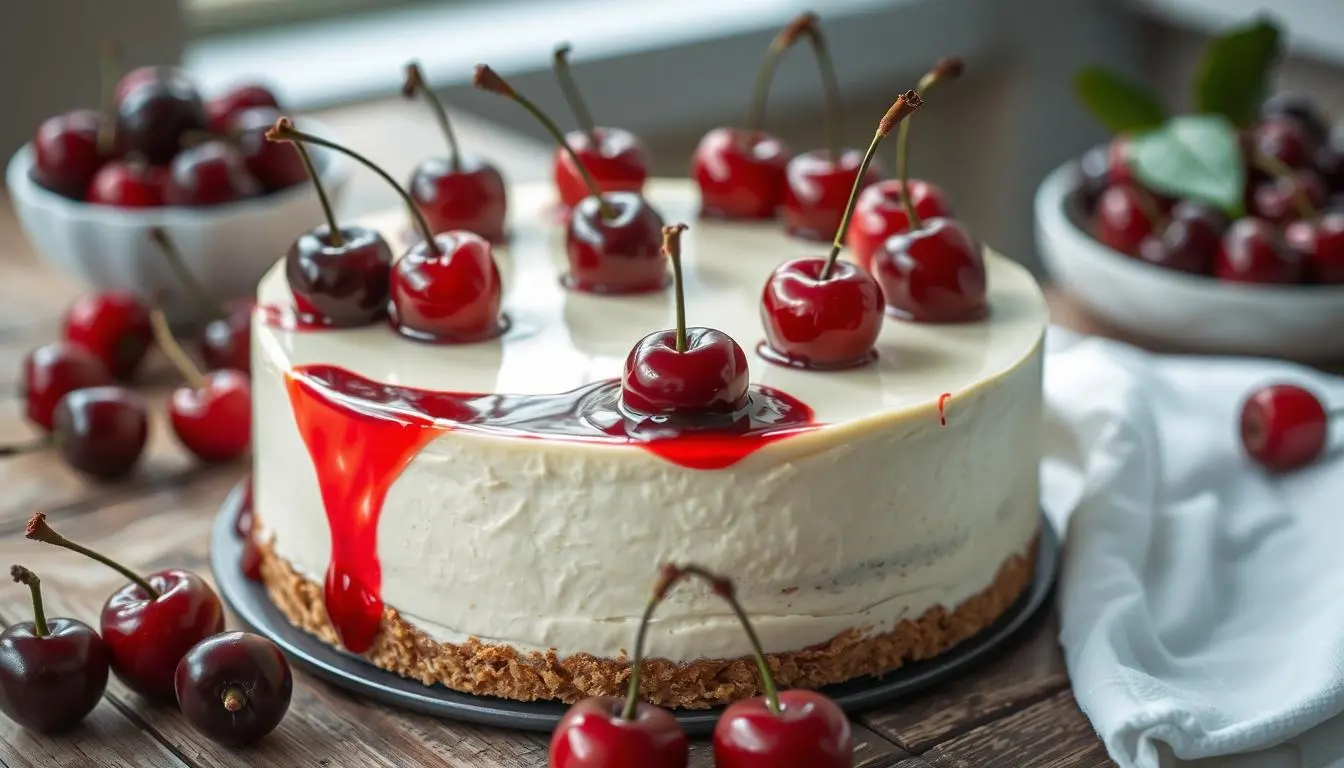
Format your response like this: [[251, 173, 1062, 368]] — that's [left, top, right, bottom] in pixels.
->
[[920, 690, 1114, 768], [686, 722, 910, 768], [0, 699, 194, 768], [862, 607, 1068, 753]]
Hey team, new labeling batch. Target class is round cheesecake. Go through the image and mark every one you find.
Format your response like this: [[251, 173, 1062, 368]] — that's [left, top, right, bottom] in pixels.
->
[[249, 178, 1047, 708]]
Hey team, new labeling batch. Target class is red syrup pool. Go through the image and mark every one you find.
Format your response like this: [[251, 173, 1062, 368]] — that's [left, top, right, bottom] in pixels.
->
[[283, 364, 817, 653]]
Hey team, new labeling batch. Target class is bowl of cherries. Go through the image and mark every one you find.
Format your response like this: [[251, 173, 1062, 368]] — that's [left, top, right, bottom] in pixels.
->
[[1035, 17, 1344, 362], [5, 51, 350, 322]]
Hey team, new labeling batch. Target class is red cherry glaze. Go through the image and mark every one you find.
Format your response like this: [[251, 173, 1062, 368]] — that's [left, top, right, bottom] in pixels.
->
[[759, 258, 882, 369], [565, 192, 666, 294], [690, 128, 790, 220], [1093, 184, 1156, 256], [553, 128, 648, 209], [1215, 217, 1305, 284], [872, 217, 987, 322], [549, 697, 688, 768], [61, 291, 154, 381], [85, 161, 168, 208], [389, 232, 506, 343], [22, 342, 114, 432], [201, 301, 254, 373], [781, 149, 883, 241], [207, 84, 280, 135], [30, 110, 108, 199], [232, 107, 308, 192], [100, 570, 226, 701], [409, 155, 508, 243], [166, 140, 262, 206], [622, 328, 750, 416], [845, 179, 953, 271], [1240, 384, 1331, 473], [1286, 212, 1344, 283], [713, 690, 853, 768], [169, 370, 252, 463]]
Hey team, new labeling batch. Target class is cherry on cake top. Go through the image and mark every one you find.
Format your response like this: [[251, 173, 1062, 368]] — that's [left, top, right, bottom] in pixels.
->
[[760, 90, 923, 370], [550, 44, 649, 210]]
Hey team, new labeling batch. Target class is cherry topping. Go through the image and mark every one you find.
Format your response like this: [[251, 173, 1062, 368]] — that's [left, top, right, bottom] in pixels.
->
[[403, 62, 508, 242], [549, 565, 690, 768], [1286, 211, 1344, 284], [61, 290, 153, 381], [31, 110, 109, 199], [206, 83, 281, 135], [760, 91, 922, 369], [85, 159, 168, 208], [0, 566, 108, 734], [475, 64, 666, 294], [25, 513, 225, 702], [549, 44, 648, 208], [166, 140, 262, 206], [176, 631, 292, 746], [231, 107, 308, 192], [266, 118, 396, 326], [52, 387, 149, 481], [115, 67, 209, 165], [20, 342, 114, 432], [1215, 217, 1305, 284], [1240, 383, 1336, 472], [151, 307, 252, 463], [621, 224, 748, 416]]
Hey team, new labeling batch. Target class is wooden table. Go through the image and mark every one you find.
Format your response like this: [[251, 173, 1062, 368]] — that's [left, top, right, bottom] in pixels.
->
[[0, 98, 1118, 768]]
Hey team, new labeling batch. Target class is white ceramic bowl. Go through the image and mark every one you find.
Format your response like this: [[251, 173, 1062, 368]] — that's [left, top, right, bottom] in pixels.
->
[[6, 117, 351, 323], [1035, 159, 1344, 362]]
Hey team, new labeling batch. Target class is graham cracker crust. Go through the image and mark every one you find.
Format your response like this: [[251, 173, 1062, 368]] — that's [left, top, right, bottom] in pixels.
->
[[257, 536, 1038, 709]]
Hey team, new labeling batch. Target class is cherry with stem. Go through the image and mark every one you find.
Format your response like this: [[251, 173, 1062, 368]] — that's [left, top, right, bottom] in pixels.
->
[[150, 306, 252, 463], [553, 44, 598, 146], [404, 63, 462, 175]]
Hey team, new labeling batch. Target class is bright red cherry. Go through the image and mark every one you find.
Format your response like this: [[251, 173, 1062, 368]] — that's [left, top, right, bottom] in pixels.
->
[[21, 342, 114, 432], [201, 301, 255, 373], [1215, 217, 1305, 284], [760, 92, 922, 369], [61, 291, 153, 381], [1253, 119, 1315, 171], [206, 83, 281, 135], [30, 110, 109, 199], [1240, 383, 1335, 472], [550, 45, 648, 209], [176, 632, 292, 746], [86, 160, 168, 208], [390, 231, 505, 343], [166, 140, 262, 206], [115, 68, 209, 165], [1286, 211, 1344, 283], [0, 566, 109, 734], [51, 387, 149, 481], [402, 63, 507, 242], [151, 307, 252, 463], [231, 107, 308, 192], [1093, 184, 1158, 256], [26, 513, 225, 703]]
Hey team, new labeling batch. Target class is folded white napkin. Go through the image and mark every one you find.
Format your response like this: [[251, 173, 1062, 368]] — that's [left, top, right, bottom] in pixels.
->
[[1042, 328, 1344, 768]]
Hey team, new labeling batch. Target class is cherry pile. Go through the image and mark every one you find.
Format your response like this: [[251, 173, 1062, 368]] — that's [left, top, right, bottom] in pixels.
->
[[0, 514, 292, 744]]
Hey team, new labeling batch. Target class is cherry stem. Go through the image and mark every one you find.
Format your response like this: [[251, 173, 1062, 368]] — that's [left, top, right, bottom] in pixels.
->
[[472, 65, 616, 220], [552, 45, 598, 144], [678, 565, 780, 715], [822, 90, 922, 280], [10, 566, 47, 637], [898, 57, 964, 231], [149, 307, 207, 389], [148, 227, 229, 320], [24, 513, 159, 599], [621, 564, 687, 721], [267, 119, 442, 255], [662, 224, 690, 353], [403, 62, 461, 174], [798, 21, 844, 160], [0, 435, 53, 457], [287, 131, 344, 246], [96, 39, 119, 156], [745, 14, 811, 138], [1252, 152, 1318, 221], [222, 687, 247, 713]]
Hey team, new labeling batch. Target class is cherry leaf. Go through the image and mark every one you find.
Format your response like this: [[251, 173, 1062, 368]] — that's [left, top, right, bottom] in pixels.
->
[[1193, 18, 1283, 127], [1130, 115, 1244, 216], [1074, 67, 1166, 134]]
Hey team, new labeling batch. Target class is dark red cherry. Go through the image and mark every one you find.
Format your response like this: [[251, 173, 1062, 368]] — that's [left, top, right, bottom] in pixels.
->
[[61, 291, 154, 381], [207, 83, 281, 135], [201, 301, 254, 372], [175, 632, 292, 746], [1286, 211, 1344, 284], [1078, 144, 1112, 209], [691, 128, 790, 220], [873, 217, 987, 322], [166, 140, 262, 206], [22, 343, 114, 432], [389, 231, 505, 343], [1135, 201, 1224, 275], [1315, 145, 1344, 193], [169, 370, 252, 463], [1253, 119, 1315, 171], [760, 258, 883, 369], [554, 128, 648, 209], [845, 179, 953, 271], [85, 160, 168, 208], [1107, 136, 1134, 185], [565, 192, 666, 294], [782, 149, 883, 242], [115, 68, 209, 164], [1093, 184, 1156, 256], [51, 387, 149, 481], [1240, 383, 1333, 472], [231, 107, 308, 192], [1261, 94, 1330, 147], [286, 226, 393, 326], [1215, 217, 1305, 284], [1251, 170, 1326, 225], [30, 110, 108, 199], [623, 328, 749, 416]]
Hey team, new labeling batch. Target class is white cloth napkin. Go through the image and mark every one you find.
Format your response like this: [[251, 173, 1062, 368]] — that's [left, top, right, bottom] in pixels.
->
[[1042, 328, 1344, 768]]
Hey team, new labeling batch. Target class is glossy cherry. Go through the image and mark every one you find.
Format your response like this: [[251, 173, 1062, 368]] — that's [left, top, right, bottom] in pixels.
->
[[1262, 93, 1330, 147], [86, 159, 168, 208], [1135, 200, 1223, 275], [31, 110, 109, 199], [166, 140, 261, 206], [1250, 170, 1326, 225], [60, 291, 153, 382], [760, 92, 922, 369], [51, 387, 149, 481], [20, 342, 114, 432], [475, 64, 666, 294], [549, 44, 648, 209], [549, 565, 689, 768], [201, 301, 255, 372], [1093, 184, 1158, 256], [1252, 118, 1315, 170], [390, 231, 505, 343], [1240, 383, 1336, 473], [151, 307, 252, 462], [403, 62, 508, 242], [206, 83, 281, 135], [0, 566, 109, 734], [25, 513, 226, 703], [265, 118, 396, 326], [1286, 211, 1344, 284], [231, 107, 308, 192], [115, 67, 209, 164], [1215, 217, 1305, 284], [176, 632, 292, 746]]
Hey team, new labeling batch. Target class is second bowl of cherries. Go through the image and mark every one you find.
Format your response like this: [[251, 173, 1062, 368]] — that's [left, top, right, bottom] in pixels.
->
[[1036, 16, 1344, 362], [6, 60, 352, 323]]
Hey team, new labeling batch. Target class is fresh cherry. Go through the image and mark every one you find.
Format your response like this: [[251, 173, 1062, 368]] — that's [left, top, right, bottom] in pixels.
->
[[1107, 136, 1134, 186], [760, 91, 922, 369], [0, 566, 109, 734], [30, 110, 109, 199], [1261, 93, 1330, 148], [1240, 383, 1336, 472], [1250, 170, 1326, 225], [85, 159, 168, 208], [20, 342, 114, 432], [206, 83, 281, 135], [403, 62, 508, 242], [25, 513, 226, 703], [51, 387, 149, 481], [231, 107, 308, 192], [151, 307, 252, 462], [201, 301, 255, 372], [1135, 201, 1223, 275], [1093, 184, 1158, 256], [1286, 211, 1344, 284], [61, 291, 153, 381], [176, 632, 292, 746], [621, 224, 748, 415], [1253, 119, 1315, 171], [549, 44, 648, 208], [1315, 145, 1344, 193], [166, 140, 262, 206], [265, 119, 396, 326], [115, 67, 209, 165], [1215, 217, 1305, 284], [549, 565, 689, 768], [474, 64, 666, 294]]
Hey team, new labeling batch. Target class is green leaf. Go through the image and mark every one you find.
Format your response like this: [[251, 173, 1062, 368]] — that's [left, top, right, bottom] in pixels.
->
[[1073, 67, 1167, 133], [1193, 18, 1283, 126], [1130, 115, 1245, 215]]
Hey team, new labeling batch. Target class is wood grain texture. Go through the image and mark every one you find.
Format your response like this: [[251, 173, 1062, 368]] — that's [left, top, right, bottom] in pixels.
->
[[0, 701, 191, 768], [920, 690, 1115, 768], [686, 723, 910, 768]]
